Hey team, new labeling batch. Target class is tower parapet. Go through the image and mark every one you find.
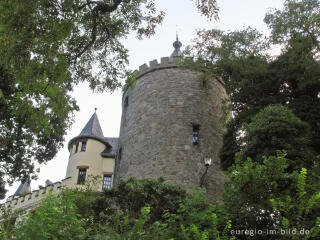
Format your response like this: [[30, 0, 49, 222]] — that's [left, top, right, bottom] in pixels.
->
[[132, 56, 182, 80]]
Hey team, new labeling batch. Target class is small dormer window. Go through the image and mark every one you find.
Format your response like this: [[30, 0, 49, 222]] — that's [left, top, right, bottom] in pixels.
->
[[81, 141, 87, 152], [192, 124, 200, 146]]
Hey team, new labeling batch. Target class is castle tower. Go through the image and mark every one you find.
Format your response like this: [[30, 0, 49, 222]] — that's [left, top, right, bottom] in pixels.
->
[[13, 178, 31, 196], [115, 38, 227, 199], [66, 111, 118, 190]]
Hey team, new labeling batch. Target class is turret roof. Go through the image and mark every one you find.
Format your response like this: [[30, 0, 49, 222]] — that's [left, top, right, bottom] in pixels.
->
[[67, 111, 119, 155], [169, 35, 182, 61], [79, 112, 104, 138], [14, 179, 31, 196]]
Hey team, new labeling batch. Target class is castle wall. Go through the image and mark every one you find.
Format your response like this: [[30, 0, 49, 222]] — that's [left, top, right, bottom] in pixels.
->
[[116, 57, 228, 199], [2, 177, 72, 213]]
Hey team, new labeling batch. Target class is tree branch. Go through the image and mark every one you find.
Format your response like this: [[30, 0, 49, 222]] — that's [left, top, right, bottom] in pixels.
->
[[78, 1, 98, 11], [74, 11, 98, 59], [74, 0, 126, 60], [94, 0, 124, 14]]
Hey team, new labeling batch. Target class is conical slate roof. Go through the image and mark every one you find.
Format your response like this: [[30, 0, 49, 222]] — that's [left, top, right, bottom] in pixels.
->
[[169, 35, 182, 61], [68, 110, 118, 154], [79, 112, 104, 138], [68, 111, 110, 149], [14, 179, 31, 196]]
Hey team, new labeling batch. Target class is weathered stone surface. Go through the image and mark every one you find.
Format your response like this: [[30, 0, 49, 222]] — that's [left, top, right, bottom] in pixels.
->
[[115, 59, 228, 200]]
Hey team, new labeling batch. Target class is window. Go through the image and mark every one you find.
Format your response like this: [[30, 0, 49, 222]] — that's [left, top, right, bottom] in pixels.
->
[[118, 147, 122, 160], [81, 141, 87, 152], [192, 124, 200, 146], [102, 175, 112, 190], [77, 168, 86, 184], [75, 143, 79, 153], [124, 96, 129, 107]]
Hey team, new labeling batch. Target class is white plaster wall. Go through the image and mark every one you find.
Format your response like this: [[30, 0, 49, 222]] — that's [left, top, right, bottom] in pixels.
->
[[66, 139, 115, 188]]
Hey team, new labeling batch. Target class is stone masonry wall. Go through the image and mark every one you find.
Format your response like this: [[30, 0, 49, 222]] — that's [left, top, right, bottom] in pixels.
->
[[1, 177, 73, 213], [115, 57, 228, 200]]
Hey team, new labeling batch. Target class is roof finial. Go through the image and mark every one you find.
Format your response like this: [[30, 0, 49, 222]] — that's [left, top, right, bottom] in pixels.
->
[[170, 33, 182, 61], [94, 107, 97, 113], [176, 24, 179, 41]]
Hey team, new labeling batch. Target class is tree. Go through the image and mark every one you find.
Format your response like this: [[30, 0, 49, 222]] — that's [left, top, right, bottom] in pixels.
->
[[11, 191, 86, 240], [88, 177, 187, 224], [185, 0, 320, 169], [85, 177, 233, 240], [268, 37, 320, 155], [0, 0, 218, 197], [264, 0, 320, 52], [184, 1, 320, 236], [222, 152, 320, 239], [1, 177, 234, 240], [240, 105, 315, 171]]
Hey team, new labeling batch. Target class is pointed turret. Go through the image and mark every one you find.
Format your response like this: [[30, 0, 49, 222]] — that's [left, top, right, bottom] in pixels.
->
[[79, 112, 104, 138], [68, 110, 107, 151], [14, 179, 31, 196], [169, 35, 182, 61], [66, 109, 118, 189]]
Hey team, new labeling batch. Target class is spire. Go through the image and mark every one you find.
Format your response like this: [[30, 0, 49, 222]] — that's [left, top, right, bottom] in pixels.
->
[[79, 111, 104, 138], [14, 179, 31, 196], [169, 35, 182, 61]]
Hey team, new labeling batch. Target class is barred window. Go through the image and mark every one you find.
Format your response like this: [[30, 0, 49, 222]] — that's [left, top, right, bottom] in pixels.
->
[[192, 124, 200, 146], [102, 175, 112, 190], [77, 169, 86, 184]]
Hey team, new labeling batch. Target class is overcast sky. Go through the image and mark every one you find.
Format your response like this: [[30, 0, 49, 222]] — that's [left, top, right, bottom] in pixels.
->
[[4, 0, 285, 200]]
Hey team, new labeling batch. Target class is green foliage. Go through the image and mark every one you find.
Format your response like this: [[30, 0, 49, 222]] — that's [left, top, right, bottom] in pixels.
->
[[0, 206, 22, 240], [223, 152, 320, 239], [264, 0, 320, 52], [0, 0, 220, 198], [90, 177, 187, 223], [122, 71, 138, 92], [269, 38, 320, 154], [223, 152, 292, 233], [88, 186, 234, 240], [156, 189, 234, 240], [0, 178, 236, 240], [0, 0, 165, 191], [269, 165, 320, 239], [240, 104, 315, 170], [185, 0, 320, 169], [183, 3, 320, 238], [14, 191, 86, 240], [193, 0, 219, 21], [91, 206, 152, 240]]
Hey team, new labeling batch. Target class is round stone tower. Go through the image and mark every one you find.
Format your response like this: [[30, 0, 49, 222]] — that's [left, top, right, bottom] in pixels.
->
[[115, 38, 227, 199]]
